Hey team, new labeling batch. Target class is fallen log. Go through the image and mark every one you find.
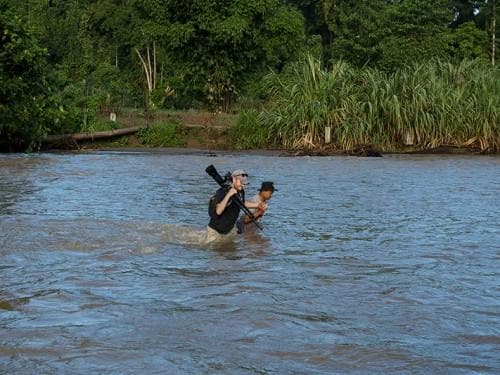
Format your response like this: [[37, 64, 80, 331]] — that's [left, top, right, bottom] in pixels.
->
[[41, 126, 144, 144]]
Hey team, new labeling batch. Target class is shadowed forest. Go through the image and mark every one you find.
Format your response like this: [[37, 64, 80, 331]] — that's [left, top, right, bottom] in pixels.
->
[[1, 0, 498, 152]]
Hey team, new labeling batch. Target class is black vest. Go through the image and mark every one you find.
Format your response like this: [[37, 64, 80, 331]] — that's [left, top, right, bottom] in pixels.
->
[[208, 188, 244, 234]]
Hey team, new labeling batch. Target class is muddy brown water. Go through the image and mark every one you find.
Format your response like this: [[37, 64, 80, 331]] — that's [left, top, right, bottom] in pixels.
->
[[0, 152, 499, 374]]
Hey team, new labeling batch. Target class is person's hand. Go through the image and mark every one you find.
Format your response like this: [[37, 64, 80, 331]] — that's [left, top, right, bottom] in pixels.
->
[[258, 202, 268, 211], [227, 187, 238, 198]]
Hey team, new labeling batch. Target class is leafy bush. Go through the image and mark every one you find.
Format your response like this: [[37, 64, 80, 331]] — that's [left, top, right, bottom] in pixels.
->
[[0, 7, 61, 150], [255, 55, 499, 151], [228, 110, 272, 149], [137, 121, 186, 147], [81, 120, 120, 133]]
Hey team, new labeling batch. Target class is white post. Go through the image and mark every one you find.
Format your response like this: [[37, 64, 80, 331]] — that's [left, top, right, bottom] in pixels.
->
[[325, 126, 332, 144]]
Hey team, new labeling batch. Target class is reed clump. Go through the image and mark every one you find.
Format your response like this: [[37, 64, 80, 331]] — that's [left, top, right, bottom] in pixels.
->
[[237, 55, 499, 152]]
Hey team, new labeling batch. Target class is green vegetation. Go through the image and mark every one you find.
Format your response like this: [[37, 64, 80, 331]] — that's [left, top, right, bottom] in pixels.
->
[[229, 110, 271, 149], [137, 121, 186, 147], [0, 6, 77, 151], [0, 0, 498, 152], [233, 56, 499, 152], [82, 120, 120, 134]]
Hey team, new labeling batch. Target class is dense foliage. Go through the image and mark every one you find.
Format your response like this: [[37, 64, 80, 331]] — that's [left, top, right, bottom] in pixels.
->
[[231, 55, 498, 151], [0, 0, 498, 151], [0, 6, 71, 150]]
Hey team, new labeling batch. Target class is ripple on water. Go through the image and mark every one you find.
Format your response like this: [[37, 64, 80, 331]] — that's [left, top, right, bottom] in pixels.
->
[[0, 153, 499, 374]]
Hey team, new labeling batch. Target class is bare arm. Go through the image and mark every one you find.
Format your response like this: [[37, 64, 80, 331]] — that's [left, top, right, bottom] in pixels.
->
[[245, 201, 261, 209], [215, 188, 238, 216], [243, 201, 267, 224], [243, 208, 264, 224]]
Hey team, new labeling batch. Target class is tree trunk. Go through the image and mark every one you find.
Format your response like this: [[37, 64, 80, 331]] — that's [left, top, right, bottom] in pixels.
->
[[41, 126, 143, 144], [153, 41, 157, 90], [135, 48, 152, 93], [135, 43, 157, 109]]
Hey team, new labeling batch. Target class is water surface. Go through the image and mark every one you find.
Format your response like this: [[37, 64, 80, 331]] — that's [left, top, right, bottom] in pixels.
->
[[1, 152, 499, 374]]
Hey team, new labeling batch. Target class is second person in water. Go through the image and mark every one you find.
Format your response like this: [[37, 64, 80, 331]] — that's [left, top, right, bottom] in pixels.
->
[[237, 181, 277, 233]]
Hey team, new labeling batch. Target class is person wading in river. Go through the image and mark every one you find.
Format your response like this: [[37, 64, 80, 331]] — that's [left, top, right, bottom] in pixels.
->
[[207, 170, 266, 243], [237, 181, 277, 233]]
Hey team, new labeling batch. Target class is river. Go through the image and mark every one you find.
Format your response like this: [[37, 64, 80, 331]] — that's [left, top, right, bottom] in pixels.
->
[[0, 151, 499, 374]]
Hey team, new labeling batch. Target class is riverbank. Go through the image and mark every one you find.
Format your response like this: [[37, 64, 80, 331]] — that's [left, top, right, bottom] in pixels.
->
[[40, 109, 498, 155], [66, 109, 235, 151]]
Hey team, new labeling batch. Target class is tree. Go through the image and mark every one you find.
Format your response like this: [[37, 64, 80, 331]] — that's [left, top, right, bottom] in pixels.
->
[[323, 0, 387, 67], [448, 21, 490, 61], [493, 0, 497, 65], [0, 6, 59, 150], [130, 0, 306, 111], [450, 0, 482, 27], [378, 0, 453, 71], [470, 0, 499, 65]]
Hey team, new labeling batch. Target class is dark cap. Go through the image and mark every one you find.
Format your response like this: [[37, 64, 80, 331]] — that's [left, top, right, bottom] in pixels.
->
[[259, 181, 277, 192]]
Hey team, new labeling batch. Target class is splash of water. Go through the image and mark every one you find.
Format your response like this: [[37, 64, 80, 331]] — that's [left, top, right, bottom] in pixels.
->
[[161, 224, 209, 246]]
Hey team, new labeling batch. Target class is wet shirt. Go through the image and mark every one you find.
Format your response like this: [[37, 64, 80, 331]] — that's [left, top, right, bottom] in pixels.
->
[[236, 193, 264, 233], [208, 188, 243, 234], [247, 193, 263, 220]]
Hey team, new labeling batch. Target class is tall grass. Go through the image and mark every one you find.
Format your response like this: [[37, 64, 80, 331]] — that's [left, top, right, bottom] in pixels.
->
[[137, 120, 186, 147], [238, 55, 499, 152], [228, 109, 271, 149]]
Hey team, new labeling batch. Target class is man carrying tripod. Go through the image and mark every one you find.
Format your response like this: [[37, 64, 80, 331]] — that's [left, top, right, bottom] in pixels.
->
[[207, 169, 267, 243]]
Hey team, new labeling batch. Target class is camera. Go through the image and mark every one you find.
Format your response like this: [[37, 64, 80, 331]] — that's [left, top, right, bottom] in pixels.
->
[[222, 172, 233, 187], [205, 165, 232, 190]]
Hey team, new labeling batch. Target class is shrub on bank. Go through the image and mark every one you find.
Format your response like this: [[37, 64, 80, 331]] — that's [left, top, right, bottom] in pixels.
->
[[229, 110, 272, 149], [0, 8, 79, 151], [241, 55, 499, 152], [137, 121, 186, 147]]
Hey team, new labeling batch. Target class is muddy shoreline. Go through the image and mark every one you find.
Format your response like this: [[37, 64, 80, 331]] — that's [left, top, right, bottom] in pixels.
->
[[42, 145, 497, 157], [35, 110, 498, 156]]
